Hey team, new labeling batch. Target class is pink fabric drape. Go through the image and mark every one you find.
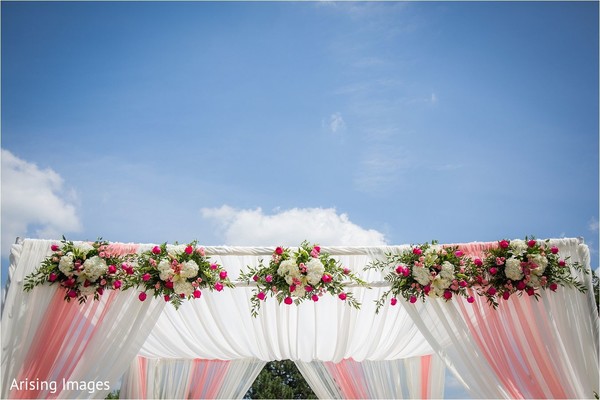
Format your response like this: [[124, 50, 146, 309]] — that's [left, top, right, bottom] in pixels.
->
[[324, 359, 368, 399], [10, 243, 137, 399], [420, 355, 431, 399], [455, 242, 570, 398], [187, 359, 230, 399]]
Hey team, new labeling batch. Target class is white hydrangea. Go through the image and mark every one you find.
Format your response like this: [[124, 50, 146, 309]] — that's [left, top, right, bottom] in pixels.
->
[[505, 257, 524, 281], [81, 256, 108, 282], [510, 240, 528, 256], [180, 260, 199, 279], [412, 266, 431, 286], [58, 254, 75, 277], [528, 254, 548, 275], [79, 285, 97, 297], [74, 242, 95, 257], [305, 258, 325, 285], [277, 259, 298, 282], [528, 274, 542, 288], [440, 261, 455, 280], [167, 244, 187, 256], [292, 285, 306, 298], [430, 275, 451, 297], [158, 259, 174, 281], [173, 279, 194, 296]]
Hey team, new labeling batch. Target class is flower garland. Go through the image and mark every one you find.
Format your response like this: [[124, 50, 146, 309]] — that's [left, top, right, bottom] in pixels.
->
[[239, 241, 368, 317], [367, 242, 475, 312], [23, 239, 233, 309], [368, 238, 588, 310]]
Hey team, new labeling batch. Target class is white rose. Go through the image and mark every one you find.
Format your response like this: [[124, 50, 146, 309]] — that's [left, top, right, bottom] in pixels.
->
[[58, 254, 75, 276], [505, 257, 524, 281], [412, 266, 431, 286], [510, 240, 528, 256], [180, 260, 199, 279]]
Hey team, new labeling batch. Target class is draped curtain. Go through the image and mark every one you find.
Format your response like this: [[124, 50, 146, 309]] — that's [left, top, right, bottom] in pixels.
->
[[296, 354, 445, 399], [120, 357, 265, 399]]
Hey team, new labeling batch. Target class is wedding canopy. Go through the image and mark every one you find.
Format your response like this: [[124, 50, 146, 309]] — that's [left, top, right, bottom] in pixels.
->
[[1, 238, 598, 399]]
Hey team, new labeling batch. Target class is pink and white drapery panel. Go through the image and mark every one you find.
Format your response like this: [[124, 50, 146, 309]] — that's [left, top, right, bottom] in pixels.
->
[[120, 357, 265, 399], [296, 354, 445, 399], [1, 240, 165, 399], [403, 238, 599, 399]]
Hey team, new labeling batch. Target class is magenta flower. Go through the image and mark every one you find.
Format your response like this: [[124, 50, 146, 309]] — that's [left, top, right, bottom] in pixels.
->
[[558, 260, 566, 267], [526, 287, 535, 296], [502, 291, 511, 300], [253, 275, 259, 281], [489, 267, 498, 275], [152, 246, 161, 255], [516, 281, 526, 290], [265, 275, 273, 283], [165, 281, 174, 289], [459, 280, 468, 288], [550, 246, 559, 254], [409, 296, 417, 304], [499, 240, 510, 249], [97, 287, 104, 295], [219, 271, 228, 280], [304, 285, 313, 292], [142, 273, 151, 281], [139, 292, 147, 301], [64, 277, 76, 287], [455, 250, 464, 257], [68, 290, 77, 298], [443, 291, 452, 300], [284, 297, 293, 305], [193, 290, 202, 298], [113, 280, 122, 289], [412, 248, 423, 255], [467, 296, 475, 303], [164, 294, 170, 302], [390, 298, 398, 306], [338, 292, 347, 301], [275, 246, 284, 255], [185, 245, 193, 255], [474, 258, 483, 267], [210, 264, 218, 270], [289, 284, 296, 292], [312, 294, 319, 302], [257, 292, 266, 301], [395, 265, 404, 275], [48, 273, 57, 282], [487, 287, 497, 296], [214, 282, 224, 292], [527, 240, 537, 248], [343, 267, 351, 275], [51, 244, 60, 252], [322, 274, 333, 283], [549, 282, 558, 292]]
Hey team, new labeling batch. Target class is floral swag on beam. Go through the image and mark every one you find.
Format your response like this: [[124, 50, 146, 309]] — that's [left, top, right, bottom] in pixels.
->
[[23, 237, 588, 314]]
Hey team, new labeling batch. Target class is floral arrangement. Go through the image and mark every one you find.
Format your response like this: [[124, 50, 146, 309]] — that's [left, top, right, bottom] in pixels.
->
[[475, 238, 587, 308], [368, 242, 475, 312], [24, 238, 233, 309], [132, 241, 233, 308], [239, 241, 368, 317]]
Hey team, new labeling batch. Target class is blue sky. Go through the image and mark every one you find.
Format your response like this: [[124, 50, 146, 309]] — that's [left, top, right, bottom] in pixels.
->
[[1, 1, 598, 397]]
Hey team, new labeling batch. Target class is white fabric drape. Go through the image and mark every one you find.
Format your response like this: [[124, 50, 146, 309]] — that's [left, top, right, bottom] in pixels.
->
[[138, 249, 435, 362], [402, 238, 599, 399], [1, 239, 166, 399], [120, 357, 265, 399], [296, 355, 445, 399]]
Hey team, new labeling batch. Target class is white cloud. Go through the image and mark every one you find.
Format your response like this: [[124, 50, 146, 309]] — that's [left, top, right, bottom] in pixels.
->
[[589, 217, 599, 232], [1, 149, 82, 255], [431, 92, 438, 104], [200, 205, 386, 246], [329, 112, 346, 134]]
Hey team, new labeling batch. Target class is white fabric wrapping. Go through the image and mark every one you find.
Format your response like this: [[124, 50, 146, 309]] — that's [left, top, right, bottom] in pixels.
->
[[296, 355, 445, 399]]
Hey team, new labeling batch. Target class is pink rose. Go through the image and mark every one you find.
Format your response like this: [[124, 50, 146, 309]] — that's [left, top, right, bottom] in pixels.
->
[[68, 290, 77, 298], [474, 258, 483, 267], [459, 280, 468, 288], [467, 296, 475, 303], [338, 292, 347, 301], [499, 240, 510, 249], [152, 246, 161, 254], [312, 294, 319, 302], [390, 298, 398, 306], [185, 245, 193, 255], [210, 264, 218, 270], [409, 296, 417, 304], [284, 297, 293, 305], [49, 273, 57, 282], [193, 290, 202, 299], [214, 282, 224, 292], [502, 291, 510, 300], [257, 292, 266, 301], [51, 244, 60, 252], [139, 292, 147, 301], [196, 247, 205, 256], [142, 273, 151, 281], [165, 281, 174, 289], [549, 282, 558, 292], [219, 271, 228, 280], [550, 246, 559, 254], [275, 246, 284, 255], [113, 280, 122, 289], [487, 287, 497, 296], [489, 267, 497, 275], [149, 258, 157, 267], [99, 252, 106, 258], [527, 240, 537, 248], [455, 250, 464, 257], [321, 274, 332, 283], [265, 275, 273, 283], [108, 265, 117, 274], [412, 248, 422, 255]]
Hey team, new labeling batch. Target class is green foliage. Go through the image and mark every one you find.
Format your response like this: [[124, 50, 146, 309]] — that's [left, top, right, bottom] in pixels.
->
[[593, 269, 599, 312], [105, 389, 119, 399], [244, 360, 317, 399]]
